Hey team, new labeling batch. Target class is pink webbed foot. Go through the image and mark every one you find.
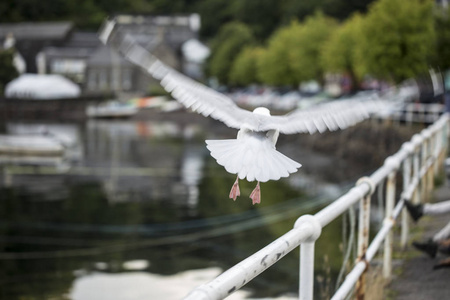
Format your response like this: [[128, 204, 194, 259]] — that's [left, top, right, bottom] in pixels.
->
[[250, 182, 261, 205], [229, 176, 240, 201]]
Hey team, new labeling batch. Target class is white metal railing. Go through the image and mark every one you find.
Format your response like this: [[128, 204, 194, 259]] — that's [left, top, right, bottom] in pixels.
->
[[183, 113, 449, 300], [378, 102, 445, 124]]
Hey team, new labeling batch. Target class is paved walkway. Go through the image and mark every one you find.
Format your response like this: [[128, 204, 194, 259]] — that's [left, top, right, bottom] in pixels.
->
[[389, 184, 450, 299]]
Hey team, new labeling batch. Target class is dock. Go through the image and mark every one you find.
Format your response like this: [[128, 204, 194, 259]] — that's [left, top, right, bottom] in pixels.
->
[[0, 135, 64, 155]]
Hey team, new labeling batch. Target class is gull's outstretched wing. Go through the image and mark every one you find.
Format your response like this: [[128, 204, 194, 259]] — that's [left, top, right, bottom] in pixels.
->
[[100, 18, 265, 131], [264, 85, 417, 134], [99, 18, 406, 135], [258, 97, 388, 134]]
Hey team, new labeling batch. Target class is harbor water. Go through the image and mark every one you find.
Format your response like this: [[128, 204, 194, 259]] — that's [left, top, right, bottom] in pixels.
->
[[0, 110, 417, 300]]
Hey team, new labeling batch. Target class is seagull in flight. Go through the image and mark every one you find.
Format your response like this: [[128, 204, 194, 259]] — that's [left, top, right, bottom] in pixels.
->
[[99, 18, 389, 204]]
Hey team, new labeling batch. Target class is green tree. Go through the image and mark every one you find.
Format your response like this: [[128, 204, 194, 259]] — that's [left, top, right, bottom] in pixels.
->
[[0, 49, 19, 95], [231, 0, 282, 40], [321, 13, 365, 90], [359, 0, 435, 83], [193, 0, 234, 39], [321, 0, 375, 20], [289, 11, 337, 83], [229, 46, 263, 86], [0, 0, 71, 22], [279, 0, 324, 24], [66, 0, 106, 29], [208, 22, 255, 84], [279, 0, 375, 24], [0, 0, 377, 38], [256, 22, 301, 86]]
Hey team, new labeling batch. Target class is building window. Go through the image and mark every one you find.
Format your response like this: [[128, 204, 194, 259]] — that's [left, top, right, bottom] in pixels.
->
[[51, 59, 86, 74], [99, 70, 108, 90], [122, 69, 132, 91], [88, 70, 97, 90], [111, 68, 120, 91]]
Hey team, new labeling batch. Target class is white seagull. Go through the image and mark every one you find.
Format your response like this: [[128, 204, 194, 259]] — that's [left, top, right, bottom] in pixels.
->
[[99, 19, 390, 204]]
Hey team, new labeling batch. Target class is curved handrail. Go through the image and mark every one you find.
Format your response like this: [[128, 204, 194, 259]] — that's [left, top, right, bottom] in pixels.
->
[[183, 113, 449, 300]]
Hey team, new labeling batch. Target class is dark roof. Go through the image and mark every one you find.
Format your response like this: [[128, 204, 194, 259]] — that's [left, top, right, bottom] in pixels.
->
[[64, 32, 101, 48], [86, 45, 131, 67], [40, 31, 101, 59], [115, 15, 194, 28], [0, 22, 73, 40], [41, 46, 94, 59], [113, 15, 198, 50]]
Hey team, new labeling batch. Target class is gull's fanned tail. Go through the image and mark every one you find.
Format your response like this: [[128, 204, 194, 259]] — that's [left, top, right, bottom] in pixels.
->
[[206, 138, 301, 183]]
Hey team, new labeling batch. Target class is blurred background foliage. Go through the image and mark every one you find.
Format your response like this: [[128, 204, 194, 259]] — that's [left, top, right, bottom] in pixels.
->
[[0, 0, 375, 36], [0, 49, 18, 94], [1, 0, 449, 87]]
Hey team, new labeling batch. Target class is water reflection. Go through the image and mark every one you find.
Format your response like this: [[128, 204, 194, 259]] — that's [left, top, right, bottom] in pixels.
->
[[70, 268, 251, 300], [0, 114, 353, 300]]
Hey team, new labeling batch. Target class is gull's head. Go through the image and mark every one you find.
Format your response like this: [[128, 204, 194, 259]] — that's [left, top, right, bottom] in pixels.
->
[[253, 107, 271, 117]]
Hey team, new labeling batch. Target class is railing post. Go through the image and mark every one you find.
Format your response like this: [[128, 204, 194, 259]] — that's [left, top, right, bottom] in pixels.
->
[[412, 135, 422, 205], [355, 194, 370, 299], [423, 130, 434, 201], [420, 132, 428, 202], [432, 129, 440, 175], [443, 117, 450, 173], [400, 144, 413, 249], [406, 103, 413, 125], [427, 132, 435, 194], [295, 215, 322, 300], [354, 177, 374, 300], [300, 242, 315, 300], [420, 103, 426, 123], [383, 171, 396, 279]]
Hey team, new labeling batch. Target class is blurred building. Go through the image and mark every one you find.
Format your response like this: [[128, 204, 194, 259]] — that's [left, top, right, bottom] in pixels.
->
[[89, 14, 209, 95], [36, 32, 100, 85], [0, 22, 73, 74], [0, 14, 209, 96]]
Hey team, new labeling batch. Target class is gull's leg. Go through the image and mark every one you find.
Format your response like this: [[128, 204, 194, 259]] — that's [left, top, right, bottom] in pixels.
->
[[250, 181, 261, 205], [229, 176, 240, 201]]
